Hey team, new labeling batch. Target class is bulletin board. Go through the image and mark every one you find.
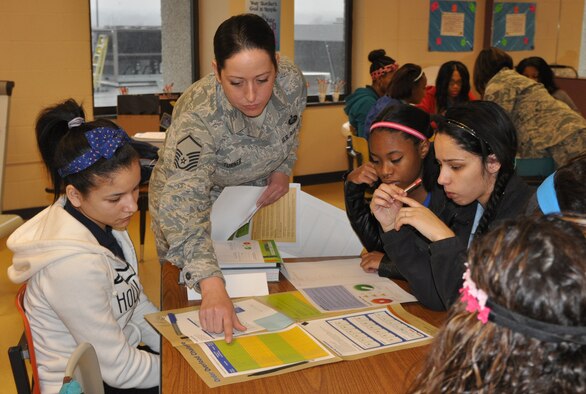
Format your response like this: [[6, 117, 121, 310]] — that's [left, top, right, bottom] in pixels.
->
[[491, 2, 536, 51], [428, 1, 476, 52]]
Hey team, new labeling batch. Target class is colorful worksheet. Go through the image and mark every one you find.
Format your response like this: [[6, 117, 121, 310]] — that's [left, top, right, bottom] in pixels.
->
[[259, 291, 322, 320], [299, 280, 417, 313], [199, 325, 336, 377], [168, 299, 293, 343], [300, 307, 432, 357]]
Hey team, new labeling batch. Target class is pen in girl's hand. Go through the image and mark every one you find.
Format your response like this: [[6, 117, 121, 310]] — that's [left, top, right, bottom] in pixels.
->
[[403, 178, 422, 194]]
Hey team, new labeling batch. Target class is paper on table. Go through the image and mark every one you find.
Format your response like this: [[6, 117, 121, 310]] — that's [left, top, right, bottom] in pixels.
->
[[298, 280, 417, 313], [300, 307, 432, 357], [187, 272, 269, 301], [199, 325, 336, 377], [258, 291, 322, 320], [277, 191, 363, 258], [281, 258, 372, 288], [167, 299, 289, 343]]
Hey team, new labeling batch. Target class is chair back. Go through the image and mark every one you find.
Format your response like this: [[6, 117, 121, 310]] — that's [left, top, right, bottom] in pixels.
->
[[15, 283, 41, 394], [341, 121, 369, 171], [63, 343, 105, 394], [516, 157, 556, 186], [549, 64, 578, 78]]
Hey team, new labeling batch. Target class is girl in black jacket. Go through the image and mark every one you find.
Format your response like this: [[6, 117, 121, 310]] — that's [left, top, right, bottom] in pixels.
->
[[370, 101, 530, 310], [344, 104, 438, 278]]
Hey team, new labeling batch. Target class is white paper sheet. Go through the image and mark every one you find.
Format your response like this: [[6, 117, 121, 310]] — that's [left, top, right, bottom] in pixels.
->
[[301, 307, 432, 357], [281, 258, 373, 288], [281, 259, 416, 312], [210, 186, 266, 241], [187, 272, 269, 301], [167, 298, 285, 343], [277, 191, 363, 258], [298, 280, 417, 313]]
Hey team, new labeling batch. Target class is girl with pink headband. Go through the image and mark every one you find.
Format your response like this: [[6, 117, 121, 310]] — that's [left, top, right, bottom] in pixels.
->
[[344, 103, 448, 279]]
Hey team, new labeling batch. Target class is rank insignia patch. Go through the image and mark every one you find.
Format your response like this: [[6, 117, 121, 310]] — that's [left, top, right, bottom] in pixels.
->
[[174, 136, 202, 171]]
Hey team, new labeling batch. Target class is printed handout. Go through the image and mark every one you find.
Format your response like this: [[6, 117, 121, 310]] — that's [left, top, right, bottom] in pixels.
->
[[300, 307, 432, 357]]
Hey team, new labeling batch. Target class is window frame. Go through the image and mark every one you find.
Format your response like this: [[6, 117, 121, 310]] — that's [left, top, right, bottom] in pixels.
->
[[297, 0, 353, 105], [91, 0, 199, 117]]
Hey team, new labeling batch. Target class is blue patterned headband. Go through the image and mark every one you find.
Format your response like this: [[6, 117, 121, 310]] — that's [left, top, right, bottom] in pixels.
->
[[537, 172, 560, 214], [57, 127, 131, 177]]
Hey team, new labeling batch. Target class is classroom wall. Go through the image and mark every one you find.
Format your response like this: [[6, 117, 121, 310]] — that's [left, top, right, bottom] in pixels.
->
[[0, 0, 584, 209], [0, 1, 93, 211]]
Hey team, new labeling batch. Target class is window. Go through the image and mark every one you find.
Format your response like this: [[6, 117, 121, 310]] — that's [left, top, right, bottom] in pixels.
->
[[90, 0, 164, 113], [294, 0, 352, 102]]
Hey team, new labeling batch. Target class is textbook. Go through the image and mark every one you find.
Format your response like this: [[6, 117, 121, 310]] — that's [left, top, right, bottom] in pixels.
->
[[213, 239, 283, 268], [213, 239, 282, 282]]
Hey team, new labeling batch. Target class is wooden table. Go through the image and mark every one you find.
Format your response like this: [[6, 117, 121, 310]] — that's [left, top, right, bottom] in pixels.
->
[[160, 261, 446, 394]]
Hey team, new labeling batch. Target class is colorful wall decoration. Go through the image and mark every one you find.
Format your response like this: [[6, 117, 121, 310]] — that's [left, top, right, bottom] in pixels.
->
[[492, 2, 536, 51], [428, 1, 476, 52]]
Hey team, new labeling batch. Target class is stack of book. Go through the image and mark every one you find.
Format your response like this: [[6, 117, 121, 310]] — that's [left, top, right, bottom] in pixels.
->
[[213, 239, 282, 282]]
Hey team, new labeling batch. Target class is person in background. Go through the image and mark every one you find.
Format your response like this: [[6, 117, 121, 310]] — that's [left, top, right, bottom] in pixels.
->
[[409, 215, 586, 393], [344, 104, 438, 279], [370, 101, 530, 310], [344, 49, 398, 137], [7, 99, 160, 394], [149, 14, 307, 342], [526, 152, 586, 215], [474, 47, 586, 168], [364, 64, 427, 137], [516, 56, 579, 112], [418, 61, 475, 115]]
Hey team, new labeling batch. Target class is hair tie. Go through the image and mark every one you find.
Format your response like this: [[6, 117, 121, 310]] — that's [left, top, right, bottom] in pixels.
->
[[68, 117, 85, 129], [370, 121, 427, 141], [460, 266, 586, 344], [536, 172, 561, 214], [413, 69, 424, 82], [371, 63, 399, 81], [57, 127, 130, 177], [460, 266, 491, 323]]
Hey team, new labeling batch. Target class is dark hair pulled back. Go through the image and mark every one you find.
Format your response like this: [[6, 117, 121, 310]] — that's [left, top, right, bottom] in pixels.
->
[[439, 101, 518, 236], [35, 99, 138, 201], [213, 13, 278, 75]]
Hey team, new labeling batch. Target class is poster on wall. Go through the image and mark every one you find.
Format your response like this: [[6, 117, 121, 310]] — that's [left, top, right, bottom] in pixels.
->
[[428, 1, 476, 52], [491, 2, 536, 51], [246, 0, 281, 51]]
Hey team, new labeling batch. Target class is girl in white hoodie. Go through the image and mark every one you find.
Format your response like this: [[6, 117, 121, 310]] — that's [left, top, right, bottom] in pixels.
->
[[7, 99, 159, 394]]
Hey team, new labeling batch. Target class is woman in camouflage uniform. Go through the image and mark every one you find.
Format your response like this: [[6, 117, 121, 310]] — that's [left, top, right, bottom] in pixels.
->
[[149, 14, 307, 342]]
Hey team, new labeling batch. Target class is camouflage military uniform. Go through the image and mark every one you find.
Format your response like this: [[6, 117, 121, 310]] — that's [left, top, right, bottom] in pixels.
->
[[149, 57, 306, 291], [483, 69, 585, 167]]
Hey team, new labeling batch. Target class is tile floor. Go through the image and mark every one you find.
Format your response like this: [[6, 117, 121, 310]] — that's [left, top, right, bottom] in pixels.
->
[[0, 181, 345, 394]]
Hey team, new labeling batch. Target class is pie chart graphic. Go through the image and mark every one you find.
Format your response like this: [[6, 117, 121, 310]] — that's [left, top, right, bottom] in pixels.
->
[[354, 284, 375, 291], [371, 298, 392, 304]]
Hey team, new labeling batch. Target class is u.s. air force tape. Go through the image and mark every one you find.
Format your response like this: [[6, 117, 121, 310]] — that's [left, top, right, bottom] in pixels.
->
[[174, 136, 202, 171]]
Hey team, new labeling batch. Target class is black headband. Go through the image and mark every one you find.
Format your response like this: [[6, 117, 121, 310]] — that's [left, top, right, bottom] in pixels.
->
[[445, 118, 493, 153], [487, 299, 586, 345]]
